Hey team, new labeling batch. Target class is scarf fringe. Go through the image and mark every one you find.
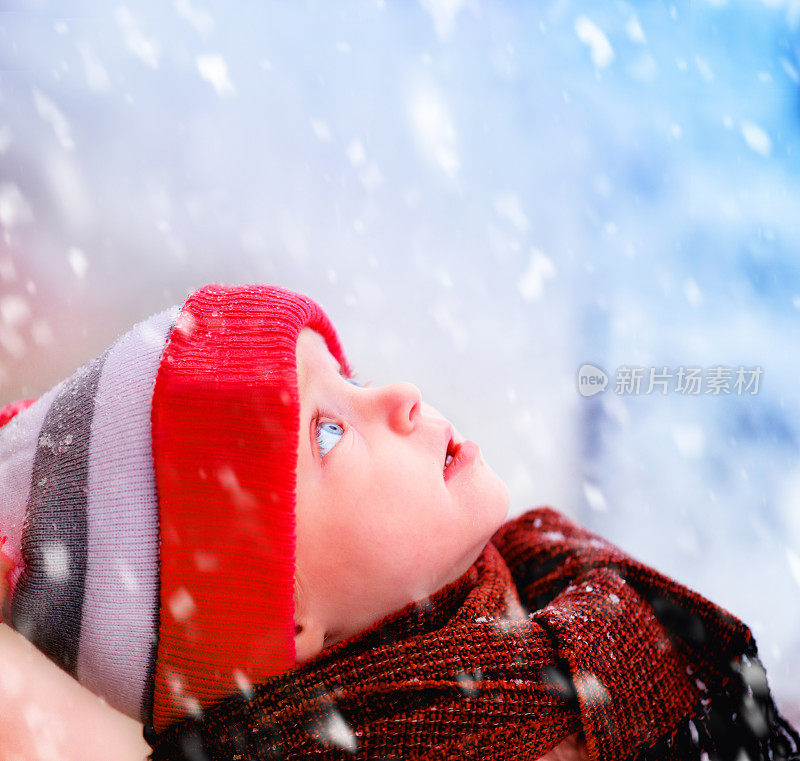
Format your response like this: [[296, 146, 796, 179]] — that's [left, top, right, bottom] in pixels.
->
[[631, 653, 800, 761]]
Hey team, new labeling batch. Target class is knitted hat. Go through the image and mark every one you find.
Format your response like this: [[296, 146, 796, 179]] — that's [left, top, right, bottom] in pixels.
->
[[0, 283, 350, 734]]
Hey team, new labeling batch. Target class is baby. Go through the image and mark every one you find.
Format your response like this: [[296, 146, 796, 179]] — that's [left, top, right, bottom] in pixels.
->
[[0, 283, 797, 761]]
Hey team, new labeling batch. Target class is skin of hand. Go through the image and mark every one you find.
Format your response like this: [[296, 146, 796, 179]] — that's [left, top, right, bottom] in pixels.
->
[[0, 623, 151, 761], [538, 733, 590, 761]]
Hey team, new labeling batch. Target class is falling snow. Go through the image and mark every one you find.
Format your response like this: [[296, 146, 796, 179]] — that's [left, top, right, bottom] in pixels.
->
[[194, 549, 219, 573], [40, 541, 70, 581], [311, 118, 333, 143], [33, 90, 75, 150], [315, 708, 358, 754], [574, 16, 615, 69], [217, 465, 258, 510], [409, 81, 459, 177], [117, 559, 139, 592], [741, 121, 772, 157], [583, 482, 608, 512], [0, 0, 798, 731], [233, 668, 255, 701], [77, 44, 111, 93], [455, 668, 483, 697], [174, 0, 215, 39], [115, 7, 160, 69], [494, 193, 530, 233], [68, 247, 89, 278], [23, 702, 66, 759], [574, 671, 611, 705], [672, 423, 706, 458], [0, 184, 34, 229], [420, 0, 466, 40], [625, 17, 647, 45], [196, 53, 236, 95], [0, 296, 30, 328], [168, 586, 197, 622], [517, 249, 556, 302], [346, 138, 366, 166]]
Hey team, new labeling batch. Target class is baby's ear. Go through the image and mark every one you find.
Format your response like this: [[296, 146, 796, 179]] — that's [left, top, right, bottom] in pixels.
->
[[294, 617, 326, 664]]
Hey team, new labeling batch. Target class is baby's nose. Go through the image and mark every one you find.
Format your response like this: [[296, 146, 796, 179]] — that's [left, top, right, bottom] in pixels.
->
[[377, 382, 422, 433]]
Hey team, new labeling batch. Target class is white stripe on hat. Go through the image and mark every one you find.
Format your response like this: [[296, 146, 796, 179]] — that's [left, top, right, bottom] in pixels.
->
[[77, 306, 177, 721], [0, 382, 65, 591]]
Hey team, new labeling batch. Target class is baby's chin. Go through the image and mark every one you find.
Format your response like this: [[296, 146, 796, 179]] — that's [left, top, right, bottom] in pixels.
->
[[467, 463, 511, 529]]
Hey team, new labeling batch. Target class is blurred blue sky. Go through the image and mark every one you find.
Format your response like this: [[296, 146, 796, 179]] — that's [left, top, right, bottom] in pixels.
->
[[1, 0, 799, 722]]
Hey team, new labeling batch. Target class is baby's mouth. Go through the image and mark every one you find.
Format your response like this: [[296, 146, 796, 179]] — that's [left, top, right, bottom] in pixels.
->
[[443, 436, 456, 473]]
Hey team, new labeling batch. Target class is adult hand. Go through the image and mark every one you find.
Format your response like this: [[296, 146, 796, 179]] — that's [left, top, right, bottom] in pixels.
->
[[538, 732, 590, 761], [0, 623, 151, 761]]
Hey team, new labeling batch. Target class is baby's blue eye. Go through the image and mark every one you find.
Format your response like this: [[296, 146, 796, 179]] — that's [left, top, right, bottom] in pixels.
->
[[346, 377, 362, 387], [316, 421, 344, 457]]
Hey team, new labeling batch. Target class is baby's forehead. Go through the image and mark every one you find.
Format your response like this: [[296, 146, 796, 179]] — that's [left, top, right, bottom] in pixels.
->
[[296, 328, 343, 392], [299, 327, 339, 365]]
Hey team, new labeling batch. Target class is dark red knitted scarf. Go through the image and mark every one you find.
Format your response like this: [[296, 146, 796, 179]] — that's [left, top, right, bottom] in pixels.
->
[[147, 508, 799, 761]]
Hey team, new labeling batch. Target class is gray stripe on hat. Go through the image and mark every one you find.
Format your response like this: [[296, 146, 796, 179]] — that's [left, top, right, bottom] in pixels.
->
[[11, 350, 108, 675], [76, 306, 177, 722]]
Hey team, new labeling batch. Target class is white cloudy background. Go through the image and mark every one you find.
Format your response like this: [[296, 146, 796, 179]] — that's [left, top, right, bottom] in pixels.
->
[[1, 0, 799, 723]]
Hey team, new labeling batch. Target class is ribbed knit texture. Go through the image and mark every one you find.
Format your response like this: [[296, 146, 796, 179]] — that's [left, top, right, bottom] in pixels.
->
[[147, 507, 800, 761], [150, 284, 350, 732]]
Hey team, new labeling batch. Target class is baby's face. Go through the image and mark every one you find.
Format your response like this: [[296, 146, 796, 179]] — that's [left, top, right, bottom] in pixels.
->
[[293, 328, 510, 657]]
